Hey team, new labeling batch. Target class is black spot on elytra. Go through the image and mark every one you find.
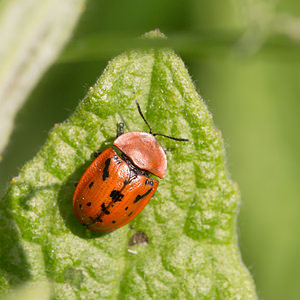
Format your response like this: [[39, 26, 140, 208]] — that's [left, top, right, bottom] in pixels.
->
[[134, 188, 153, 203], [125, 206, 128, 211], [110, 190, 124, 202], [88, 181, 94, 189], [128, 211, 133, 217], [112, 221, 116, 224], [95, 214, 103, 223], [86, 202, 92, 207], [101, 203, 110, 215], [145, 179, 153, 186], [79, 204, 82, 209], [102, 158, 111, 181]]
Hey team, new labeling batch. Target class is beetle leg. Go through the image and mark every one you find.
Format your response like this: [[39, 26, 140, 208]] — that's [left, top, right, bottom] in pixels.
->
[[123, 167, 137, 186], [94, 151, 102, 158], [128, 172, 138, 184], [117, 122, 124, 137]]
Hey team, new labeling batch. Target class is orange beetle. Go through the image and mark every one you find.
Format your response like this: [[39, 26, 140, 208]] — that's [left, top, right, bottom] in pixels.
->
[[73, 100, 189, 232]]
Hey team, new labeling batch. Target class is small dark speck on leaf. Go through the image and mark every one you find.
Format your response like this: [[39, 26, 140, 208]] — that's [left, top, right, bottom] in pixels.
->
[[128, 231, 149, 247]]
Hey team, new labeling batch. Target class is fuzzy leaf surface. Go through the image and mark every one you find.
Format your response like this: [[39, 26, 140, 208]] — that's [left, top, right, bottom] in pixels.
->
[[0, 32, 256, 299]]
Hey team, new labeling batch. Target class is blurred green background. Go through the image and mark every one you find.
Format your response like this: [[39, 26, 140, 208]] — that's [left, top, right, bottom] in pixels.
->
[[0, 0, 299, 299]]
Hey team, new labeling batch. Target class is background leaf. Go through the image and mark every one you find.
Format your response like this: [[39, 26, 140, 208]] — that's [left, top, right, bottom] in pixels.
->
[[0, 32, 256, 299], [0, 0, 86, 156]]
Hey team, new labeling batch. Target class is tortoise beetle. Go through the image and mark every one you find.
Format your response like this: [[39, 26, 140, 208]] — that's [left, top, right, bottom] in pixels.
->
[[73, 100, 189, 232]]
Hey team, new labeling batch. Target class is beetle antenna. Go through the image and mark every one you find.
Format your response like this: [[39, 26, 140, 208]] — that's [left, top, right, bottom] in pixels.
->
[[135, 99, 153, 134], [135, 100, 189, 141], [153, 133, 190, 142]]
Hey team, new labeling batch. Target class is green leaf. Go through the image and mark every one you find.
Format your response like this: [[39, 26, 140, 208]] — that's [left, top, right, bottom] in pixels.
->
[[0, 281, 51, 300], [0, 31, 256, 299]]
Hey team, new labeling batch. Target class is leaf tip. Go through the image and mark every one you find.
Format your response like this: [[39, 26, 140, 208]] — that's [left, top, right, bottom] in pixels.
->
[[141, 29, 167, 40]]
